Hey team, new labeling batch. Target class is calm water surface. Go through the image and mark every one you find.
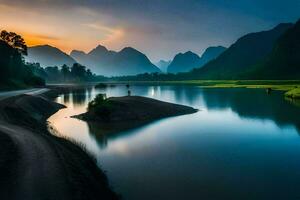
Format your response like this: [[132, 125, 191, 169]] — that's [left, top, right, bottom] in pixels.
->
[[48, 85, 300, 199]]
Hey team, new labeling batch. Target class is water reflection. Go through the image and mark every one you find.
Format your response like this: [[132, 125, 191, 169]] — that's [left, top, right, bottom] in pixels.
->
[[53, 86, 300, 142], [200, 88, 300, 132]]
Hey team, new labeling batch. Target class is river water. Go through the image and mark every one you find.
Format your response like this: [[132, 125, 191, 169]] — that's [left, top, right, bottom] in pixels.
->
[[48, 85, 300, 199]]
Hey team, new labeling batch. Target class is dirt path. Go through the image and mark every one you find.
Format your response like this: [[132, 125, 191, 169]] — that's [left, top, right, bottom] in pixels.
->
[[0, 92, 118, 200], [0, 122, 72, 200]]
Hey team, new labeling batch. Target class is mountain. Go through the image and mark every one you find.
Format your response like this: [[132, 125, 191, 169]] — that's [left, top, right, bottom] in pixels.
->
[[247, 20, 300, 79], [190, 23, 293, 79], [71, 45, 160, 76], [167, 46, 226, 73], [26, 45, 76, 67], [200, 46, 227, 64], [167, 51, 202, 73], [155, 60, 171, 73]]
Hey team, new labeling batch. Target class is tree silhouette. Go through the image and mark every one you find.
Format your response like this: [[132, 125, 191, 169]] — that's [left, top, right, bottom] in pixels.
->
[[0, 30, 27, 55], [61, 64, 70, 81]]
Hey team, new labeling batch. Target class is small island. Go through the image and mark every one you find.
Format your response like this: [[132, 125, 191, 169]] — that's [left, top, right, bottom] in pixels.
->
[[74, 94, 198, 134]]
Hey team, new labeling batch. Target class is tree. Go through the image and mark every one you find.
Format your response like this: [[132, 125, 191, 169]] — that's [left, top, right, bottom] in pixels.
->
[[0, 30, 27, 55], [71, 63, 86, 81], [61, 64, 70, 81]]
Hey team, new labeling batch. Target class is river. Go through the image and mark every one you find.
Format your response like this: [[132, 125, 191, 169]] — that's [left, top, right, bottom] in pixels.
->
[[48, 85, 300, 199]]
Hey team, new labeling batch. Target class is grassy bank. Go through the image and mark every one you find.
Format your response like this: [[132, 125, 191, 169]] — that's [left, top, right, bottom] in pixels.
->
[[110, 80, 300, 91], [285, 88, 300, 99]]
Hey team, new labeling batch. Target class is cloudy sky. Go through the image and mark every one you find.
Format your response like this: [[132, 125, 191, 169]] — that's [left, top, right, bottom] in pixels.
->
[[0, 0, 299, 61]]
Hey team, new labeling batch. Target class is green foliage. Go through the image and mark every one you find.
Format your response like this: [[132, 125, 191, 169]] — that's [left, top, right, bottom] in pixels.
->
[[285, 88, 300, 99], [88, 94, 113, 121], [28, 62, 97, 83]]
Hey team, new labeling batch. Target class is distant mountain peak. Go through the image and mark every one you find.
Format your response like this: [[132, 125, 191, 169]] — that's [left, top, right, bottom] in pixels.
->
[[70, 50, 86, 56], [69, 45, 160, 76], [26, 45, 76, 67], [88, 44, 109, 55], [167, 51, 201, 73]]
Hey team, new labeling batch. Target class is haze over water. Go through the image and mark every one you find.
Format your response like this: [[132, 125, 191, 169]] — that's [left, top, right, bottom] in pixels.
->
[[48, 85, 300, 199]]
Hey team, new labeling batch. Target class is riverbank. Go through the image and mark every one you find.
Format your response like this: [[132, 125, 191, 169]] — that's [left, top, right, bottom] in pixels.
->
[[285, 88, 300, 99], [105, 80, 300, 91], [0, 90, 119, 199]]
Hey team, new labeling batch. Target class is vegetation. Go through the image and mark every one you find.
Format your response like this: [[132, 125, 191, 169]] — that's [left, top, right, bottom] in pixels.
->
[[0, 30, 45, 90], [88, 94, 112, 122], [285, 88, 300, 99], [28, 62, 99, 83]]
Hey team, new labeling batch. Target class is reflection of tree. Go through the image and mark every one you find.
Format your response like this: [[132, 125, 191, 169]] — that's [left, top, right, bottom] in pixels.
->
[[201, 88, 300, 132], [86, 122, 108, 148], [160, 86, 201, 105], [63, 93, 70, 104], [285, 98, 300, 108], [71, 88, 88, 107]]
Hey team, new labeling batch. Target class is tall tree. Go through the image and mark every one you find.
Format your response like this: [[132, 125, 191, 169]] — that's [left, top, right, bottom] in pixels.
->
[[0, 30, 27, 55]]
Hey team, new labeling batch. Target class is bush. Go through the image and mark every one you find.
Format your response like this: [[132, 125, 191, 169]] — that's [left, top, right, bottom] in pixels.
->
[[88, 94, 112, 121]]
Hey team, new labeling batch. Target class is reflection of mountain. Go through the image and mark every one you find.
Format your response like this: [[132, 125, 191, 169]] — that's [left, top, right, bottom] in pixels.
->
[[200, 89, 300, 132]]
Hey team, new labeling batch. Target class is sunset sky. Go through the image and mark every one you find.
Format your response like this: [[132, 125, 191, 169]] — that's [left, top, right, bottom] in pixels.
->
[[1, 0, 299, 61]]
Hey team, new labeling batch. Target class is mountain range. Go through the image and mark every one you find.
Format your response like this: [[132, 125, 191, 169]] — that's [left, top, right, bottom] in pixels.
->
[[71, 45, 160, 76], [190, 23, 293, 79], [24, 19, 299, 80], [167, 46, 226, 73]]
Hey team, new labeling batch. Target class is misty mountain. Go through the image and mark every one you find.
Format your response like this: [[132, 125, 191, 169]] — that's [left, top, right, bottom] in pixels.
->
[[247, 20, 300, 79], [26, 45, 76, 67], [167, 46, 226, 73], [155, 60, 171, 73], [190, 23, 293, 79], [71, 45, 160, 76], [167, 51, 202, 73]]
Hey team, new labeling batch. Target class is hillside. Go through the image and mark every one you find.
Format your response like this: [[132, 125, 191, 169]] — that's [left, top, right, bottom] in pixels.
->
[[190, 23, 293, 79], [247, 20, 300, 79]]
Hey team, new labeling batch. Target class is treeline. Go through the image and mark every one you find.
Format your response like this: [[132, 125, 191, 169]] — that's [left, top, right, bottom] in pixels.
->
[[110, 72, 193, 82], [28, 62, 104, 83], [0, 30, 44, 89]]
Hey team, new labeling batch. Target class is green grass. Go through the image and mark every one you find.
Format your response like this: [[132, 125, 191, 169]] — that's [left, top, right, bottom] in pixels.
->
[[111, 80, 300, 91], [285, 88, 300, 99]]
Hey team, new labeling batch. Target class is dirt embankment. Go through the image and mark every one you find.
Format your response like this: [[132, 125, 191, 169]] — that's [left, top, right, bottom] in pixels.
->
[[0, 92, 119, 200]]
